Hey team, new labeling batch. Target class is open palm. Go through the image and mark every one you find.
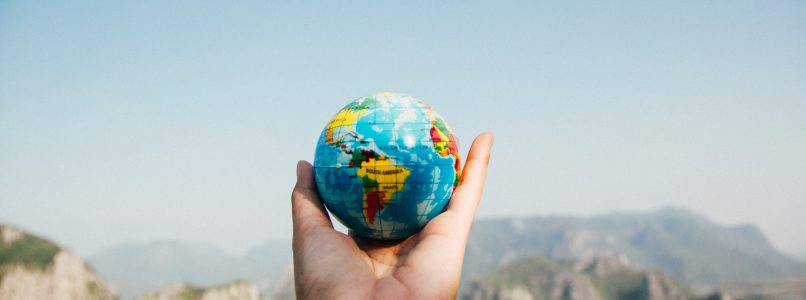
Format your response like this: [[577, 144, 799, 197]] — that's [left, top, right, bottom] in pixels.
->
[[291, 132, 494, 299]]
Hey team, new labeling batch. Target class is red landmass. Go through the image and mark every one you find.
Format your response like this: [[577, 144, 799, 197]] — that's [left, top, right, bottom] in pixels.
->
[[430, 127, 442, 142], [365, 191, 385, 224]]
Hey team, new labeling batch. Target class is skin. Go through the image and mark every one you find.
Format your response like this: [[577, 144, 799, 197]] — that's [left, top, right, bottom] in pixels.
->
[[291, 132, 494, 300]]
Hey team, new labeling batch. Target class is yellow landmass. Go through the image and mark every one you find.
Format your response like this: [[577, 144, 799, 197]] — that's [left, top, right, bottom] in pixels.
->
[[356, 157, 411, 222], [325, 105, 368, 144]]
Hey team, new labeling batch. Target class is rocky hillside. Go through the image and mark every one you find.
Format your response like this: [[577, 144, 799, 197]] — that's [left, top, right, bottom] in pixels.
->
[[463, 207, 806, 289], [460, 256, 689, 300], [0, 224, 117, 300], [136, 280, 266, 300]]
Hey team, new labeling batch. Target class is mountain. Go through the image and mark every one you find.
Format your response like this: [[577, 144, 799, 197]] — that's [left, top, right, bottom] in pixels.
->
[[0, 224, 117, 300], [136, 279, 266, 300], [238, 240, 294, 298], [88, 207, 805, 299], [90, 239, 291, 300], [463, 207, 806, 290], [460, 255, 690, 300]]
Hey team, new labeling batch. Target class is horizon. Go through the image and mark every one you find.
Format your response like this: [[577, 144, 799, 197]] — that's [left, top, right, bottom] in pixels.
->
[[2, 1, 805, 258], [1, 205, 799, 259]]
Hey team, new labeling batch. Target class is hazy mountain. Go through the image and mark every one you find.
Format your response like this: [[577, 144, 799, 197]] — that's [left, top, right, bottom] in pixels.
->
[[136, 279, 267, 300], [90, 240, 291, 300], [89, 207, 805, 299], [463, 207, 806, 290], [0, 224, 117, 300], [460, 255, 689, 300], [238, 240, 293, 298]]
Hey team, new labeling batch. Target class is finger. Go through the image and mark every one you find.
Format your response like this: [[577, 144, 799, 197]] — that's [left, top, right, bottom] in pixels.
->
[[291, 160, 333, 234], [447, 132, 494, 217]]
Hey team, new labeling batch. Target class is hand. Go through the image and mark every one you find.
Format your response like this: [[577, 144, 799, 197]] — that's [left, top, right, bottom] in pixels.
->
[[291, 132, 494, 299]]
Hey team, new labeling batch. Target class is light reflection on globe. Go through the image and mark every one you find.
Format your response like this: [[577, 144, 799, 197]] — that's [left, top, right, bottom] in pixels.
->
[[313, 92, 461, 239]]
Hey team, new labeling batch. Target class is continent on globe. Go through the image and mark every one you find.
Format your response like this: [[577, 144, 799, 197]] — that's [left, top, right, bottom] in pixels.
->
[[428, 111, 461, 188], [313, 92, 460, 239], [324, 99, 374, 145], [355, 155, 410, 224]]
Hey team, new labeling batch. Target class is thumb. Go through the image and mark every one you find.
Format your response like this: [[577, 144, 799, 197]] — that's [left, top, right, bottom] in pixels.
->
[[291, 160, 333, 234]]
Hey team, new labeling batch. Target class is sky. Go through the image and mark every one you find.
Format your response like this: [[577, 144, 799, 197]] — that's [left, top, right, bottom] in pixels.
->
[[1, 1, 805, 257]]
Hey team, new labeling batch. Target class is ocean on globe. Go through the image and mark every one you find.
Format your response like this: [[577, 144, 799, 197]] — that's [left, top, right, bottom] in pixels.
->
[[313, 92, 461, 239]]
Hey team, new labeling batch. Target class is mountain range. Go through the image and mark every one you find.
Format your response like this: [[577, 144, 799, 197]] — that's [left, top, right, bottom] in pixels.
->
[[5, 207, 804, 299], [460, 255, 691, 300], [462, 207, 806, 291], [89, 239, 292, 300]]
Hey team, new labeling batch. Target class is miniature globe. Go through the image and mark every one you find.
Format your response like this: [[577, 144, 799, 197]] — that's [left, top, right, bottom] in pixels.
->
[[313, 92, 461, 239]]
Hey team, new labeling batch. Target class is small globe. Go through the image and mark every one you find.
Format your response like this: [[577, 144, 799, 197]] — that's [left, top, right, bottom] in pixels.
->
[[313, 92, 461, 239]]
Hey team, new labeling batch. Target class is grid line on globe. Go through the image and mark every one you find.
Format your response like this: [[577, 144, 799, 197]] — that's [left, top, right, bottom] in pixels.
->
[[313, 92, 461, 239]]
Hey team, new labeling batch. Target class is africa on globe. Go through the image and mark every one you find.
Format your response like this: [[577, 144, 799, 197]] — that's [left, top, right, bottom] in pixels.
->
[[313, 92, 461, 239]]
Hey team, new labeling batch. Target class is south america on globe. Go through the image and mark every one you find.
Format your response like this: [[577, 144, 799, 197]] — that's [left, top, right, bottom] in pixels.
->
[[313, 92, 461, 239]]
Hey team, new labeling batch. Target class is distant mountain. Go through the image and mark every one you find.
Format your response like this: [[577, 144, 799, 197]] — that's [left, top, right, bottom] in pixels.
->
[[463, 207, 806, 290], [460, 255, 690, 300], [90, 239, 291, 300], [239, 240, 294, 298], [88, 207, 805, 299], [0, 224, 117, 300], [136, 279, 266, 300]]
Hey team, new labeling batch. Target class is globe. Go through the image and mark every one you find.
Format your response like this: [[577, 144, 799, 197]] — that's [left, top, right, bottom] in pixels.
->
[[313, 92, 461, 239]]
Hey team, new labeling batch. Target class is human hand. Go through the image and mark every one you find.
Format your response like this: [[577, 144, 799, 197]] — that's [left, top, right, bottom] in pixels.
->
[[291, 132, 494, 299]]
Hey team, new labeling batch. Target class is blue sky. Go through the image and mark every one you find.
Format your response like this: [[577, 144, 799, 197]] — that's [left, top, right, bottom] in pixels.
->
[[1, 1, 805, 256]]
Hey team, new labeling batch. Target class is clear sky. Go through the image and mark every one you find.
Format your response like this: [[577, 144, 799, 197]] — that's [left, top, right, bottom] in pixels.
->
[[1, 1, 805, 257]]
